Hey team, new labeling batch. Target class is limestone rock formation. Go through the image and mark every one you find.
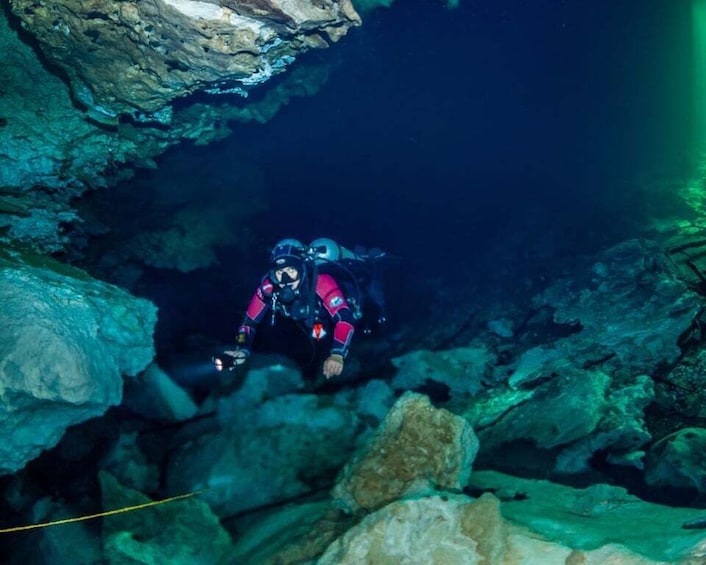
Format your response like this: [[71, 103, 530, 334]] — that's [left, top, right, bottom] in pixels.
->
[[656, 347, 706, 424], [469, 239, 702, 475], [531, 238, 701, 381], [122, 363, 198, 423], [8, 0, 361, 121], [466, 470, 706, 564], [100, 471, 233, 565], [382, 239, 704, 481], [0, 8, 123, 252], [331, 391, 479, 514], [225, 464, 706, 564], [645, 428, 706, 494], [0, 3, 348, 255], [318, 493, 668, 565], [390, 344, 496, 402], [0, 249, 156, 474], [467, 368, 654, 474], [165, 359, 365, 517]]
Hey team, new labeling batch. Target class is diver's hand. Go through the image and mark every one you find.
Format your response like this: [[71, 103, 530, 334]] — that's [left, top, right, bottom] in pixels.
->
[[221, 349, 249, 369], [323, 354, 344, 379], [213, 349, 250, 372]]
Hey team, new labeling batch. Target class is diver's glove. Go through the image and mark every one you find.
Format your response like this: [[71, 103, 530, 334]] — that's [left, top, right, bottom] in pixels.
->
[[213, 349, 249, 371]]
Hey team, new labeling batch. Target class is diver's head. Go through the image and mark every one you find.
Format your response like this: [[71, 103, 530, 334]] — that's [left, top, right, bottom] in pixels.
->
[[272, 265, 302, 288], [270, 239, 306, 289]]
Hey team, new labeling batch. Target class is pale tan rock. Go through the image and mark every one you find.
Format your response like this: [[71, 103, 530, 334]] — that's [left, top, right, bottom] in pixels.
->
[[331, 391, 479, 513], [319, 494, 666, 565]]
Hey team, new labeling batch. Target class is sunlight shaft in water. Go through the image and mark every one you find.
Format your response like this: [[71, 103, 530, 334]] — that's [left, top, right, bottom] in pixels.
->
[[693, 0, 706, 153]]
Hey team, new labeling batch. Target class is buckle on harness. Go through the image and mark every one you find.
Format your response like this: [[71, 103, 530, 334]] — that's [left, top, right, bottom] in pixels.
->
[[312, 322, 326, 340]]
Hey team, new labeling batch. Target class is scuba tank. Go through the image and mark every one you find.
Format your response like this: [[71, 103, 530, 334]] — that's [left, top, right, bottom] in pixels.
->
[[307, 238, 367, 321]]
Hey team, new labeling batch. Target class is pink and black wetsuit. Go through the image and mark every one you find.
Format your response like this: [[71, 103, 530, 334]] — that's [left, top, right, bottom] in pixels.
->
[[236, 273, 355, 358]]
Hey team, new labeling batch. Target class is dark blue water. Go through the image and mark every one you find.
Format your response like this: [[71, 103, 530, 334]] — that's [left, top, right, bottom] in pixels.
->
[[94, 0, 694, 357], [222, 0, 691, 268]]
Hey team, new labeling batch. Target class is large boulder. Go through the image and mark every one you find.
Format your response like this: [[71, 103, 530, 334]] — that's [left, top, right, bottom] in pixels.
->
[[0, 251, 156, 474], [318, 493, 667, 565], [331, 391, 479, 514]]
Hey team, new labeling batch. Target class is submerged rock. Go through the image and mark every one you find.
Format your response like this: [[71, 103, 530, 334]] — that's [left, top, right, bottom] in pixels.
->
[[466, 470, 706, 564], [8, 0, 361, 120], [645, 428, 706, 494], [331, 391, 479, 514], [0, 4, 345, 255], [122, 362, 199, 423], [100, 471, 233, 565], [166, 359, 362, 517], [533, 238, 701, 379], [318, 492, 668, 565], [390, 344, 495, 403], [228, 500, 354, 565], [0, 8, 122, 252], [457, 238, 702, 478], [0, 250, 156, 474]]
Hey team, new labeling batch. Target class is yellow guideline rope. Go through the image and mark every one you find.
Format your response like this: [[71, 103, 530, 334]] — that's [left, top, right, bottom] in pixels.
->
[[0, 489, 208, 534]]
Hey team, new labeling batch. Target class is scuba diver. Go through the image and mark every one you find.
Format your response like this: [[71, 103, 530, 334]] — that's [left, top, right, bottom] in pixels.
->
[[215, 238, 387, 379]]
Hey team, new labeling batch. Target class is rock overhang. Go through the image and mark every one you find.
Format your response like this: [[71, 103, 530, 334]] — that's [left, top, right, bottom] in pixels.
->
[[8, 0, 361, 123]]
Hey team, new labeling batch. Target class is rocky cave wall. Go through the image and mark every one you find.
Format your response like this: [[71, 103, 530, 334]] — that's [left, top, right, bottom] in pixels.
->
[[0, 0, 361, 255], [0, 0, 367, 476]]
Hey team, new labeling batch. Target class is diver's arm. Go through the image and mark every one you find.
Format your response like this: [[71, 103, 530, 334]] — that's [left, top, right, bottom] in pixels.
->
[[329, 309, 355, 358], [229, 281, 273, 360], [317, 274, 355, 370]]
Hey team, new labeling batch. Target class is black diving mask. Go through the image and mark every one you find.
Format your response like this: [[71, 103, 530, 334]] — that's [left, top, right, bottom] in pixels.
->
[[279, 270, 298, 284]]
